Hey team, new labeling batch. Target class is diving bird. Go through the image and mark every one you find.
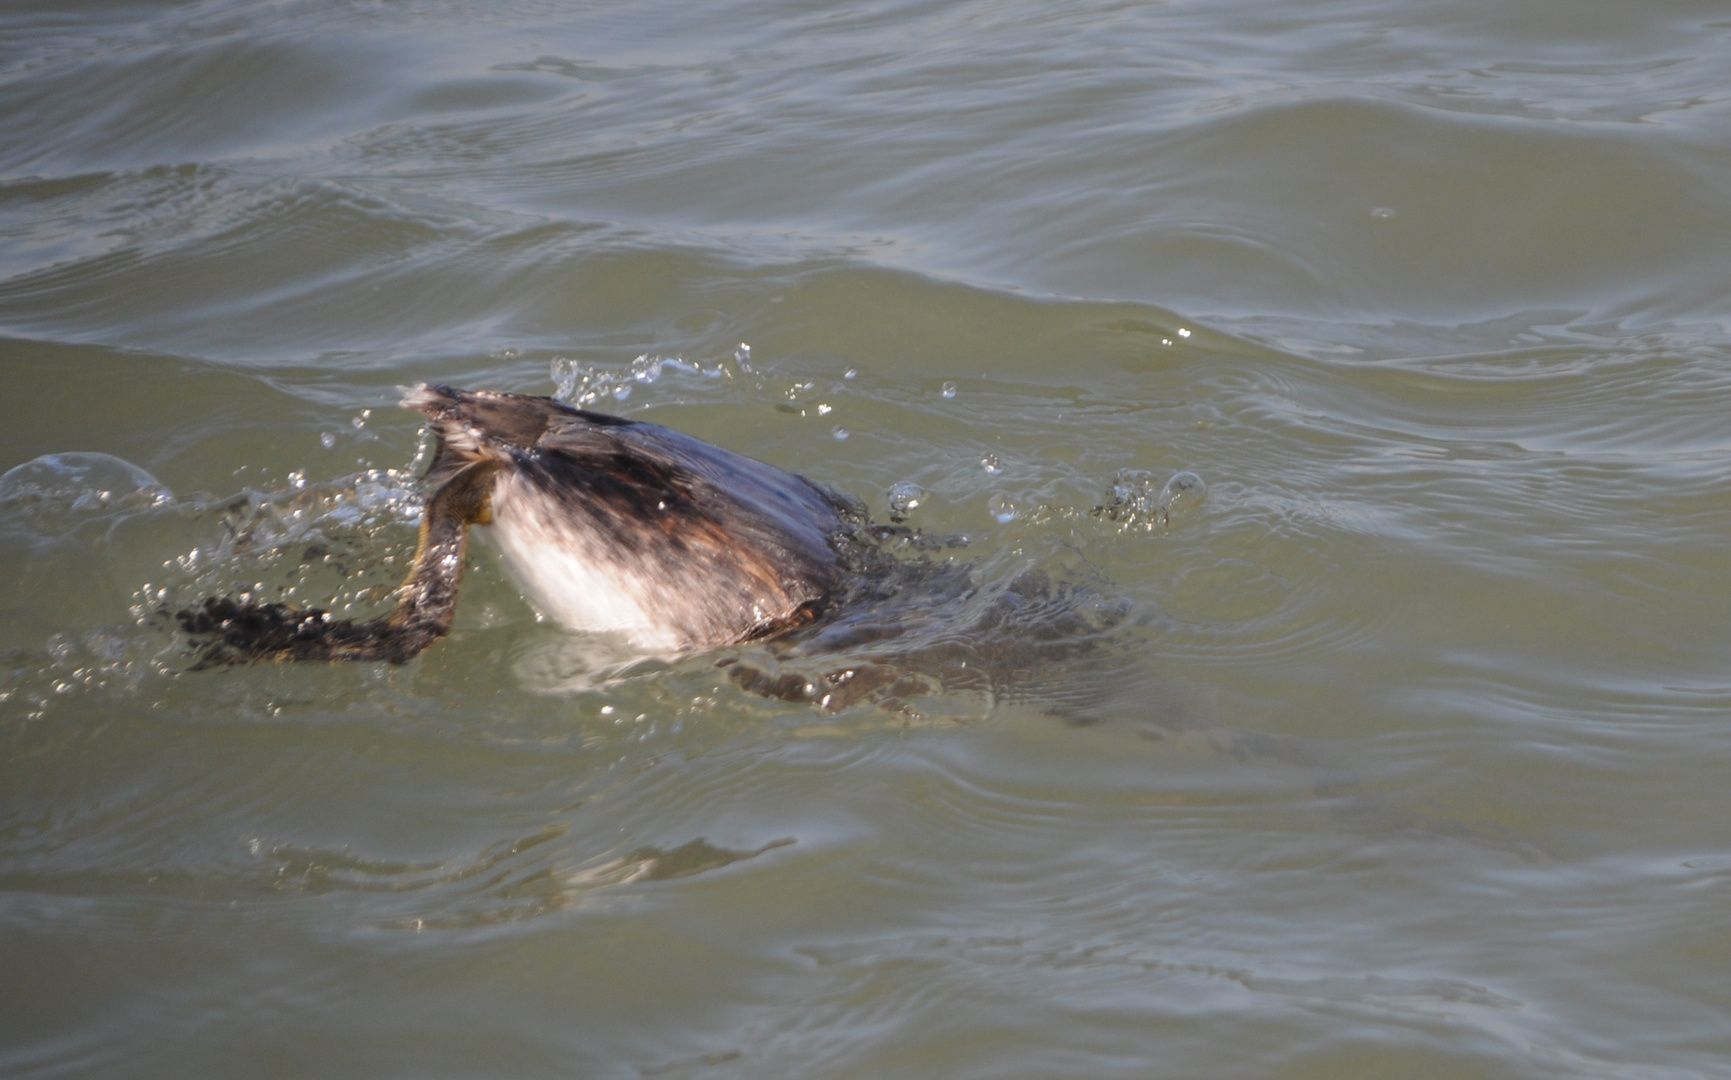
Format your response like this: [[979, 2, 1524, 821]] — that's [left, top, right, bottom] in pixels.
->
[[180, 384, 858, 665]]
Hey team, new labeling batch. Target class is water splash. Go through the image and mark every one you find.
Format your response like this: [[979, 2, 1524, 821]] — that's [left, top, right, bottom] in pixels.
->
[[1093, 468, 1207, 530], [550, 354, 724, 408]]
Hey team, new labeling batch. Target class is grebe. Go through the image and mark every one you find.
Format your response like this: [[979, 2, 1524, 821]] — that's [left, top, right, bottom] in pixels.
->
[[179, 397, 1302, 746], [180, 384, 858, 665], [179, 384, 1150, 725]]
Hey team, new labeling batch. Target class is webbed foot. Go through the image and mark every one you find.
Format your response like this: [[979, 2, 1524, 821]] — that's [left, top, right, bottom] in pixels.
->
[[177, 596, 434, 666]]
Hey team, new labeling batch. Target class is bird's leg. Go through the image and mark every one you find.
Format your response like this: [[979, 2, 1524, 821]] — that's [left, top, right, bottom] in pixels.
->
[[179, 463, 498, 666]]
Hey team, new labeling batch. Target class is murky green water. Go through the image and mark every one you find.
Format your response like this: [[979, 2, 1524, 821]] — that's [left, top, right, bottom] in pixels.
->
[[5, 1, 1731, 1076]]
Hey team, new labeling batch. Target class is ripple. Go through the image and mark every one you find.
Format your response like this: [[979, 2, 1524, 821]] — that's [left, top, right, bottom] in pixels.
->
[[3, 1, 1731, 1072]]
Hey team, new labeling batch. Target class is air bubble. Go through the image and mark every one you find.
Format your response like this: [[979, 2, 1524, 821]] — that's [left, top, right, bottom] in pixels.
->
[[980, 454, 1001, 475], [941, 381, 957, 399], [887, 480, 924, 522], [612, 384, 632, 401], [320, 432, 338, 449], [987, 494, 1018, 523], [832, 426, 850, 441], [843, 368, 858, 380], [0, 452, 172, 513], [1158, 471, 1205, 519]]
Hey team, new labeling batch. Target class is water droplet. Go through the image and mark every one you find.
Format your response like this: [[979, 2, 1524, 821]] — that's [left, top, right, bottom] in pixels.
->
[[887, 480, 924, 522], [612, 384, 632, 401], [633, 360, 660, 383], [551, 357, 579, 399], [941, 381, 958, 399], [1177, 327, 1191, 338], [832, 425, 850, 440], [320, 431, 338, 449], [987, 494, 1018, 523], [288, 470, 307, 491], [816, 403, 832, 416]]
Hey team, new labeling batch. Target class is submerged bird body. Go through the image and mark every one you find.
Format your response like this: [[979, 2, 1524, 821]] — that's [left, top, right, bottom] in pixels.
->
[[181, 385, 856, 664]]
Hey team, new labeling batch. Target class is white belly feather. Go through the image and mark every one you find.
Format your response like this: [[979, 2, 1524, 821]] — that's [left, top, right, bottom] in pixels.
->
[[487, 470, 686, 653]]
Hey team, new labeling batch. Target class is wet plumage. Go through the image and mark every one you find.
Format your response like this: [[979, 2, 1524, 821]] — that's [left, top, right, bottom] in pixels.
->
[[181, 384, 857, 664]]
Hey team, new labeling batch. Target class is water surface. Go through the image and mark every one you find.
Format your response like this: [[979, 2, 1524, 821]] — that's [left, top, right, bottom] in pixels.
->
[[4, 1, 1731, 1077]]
